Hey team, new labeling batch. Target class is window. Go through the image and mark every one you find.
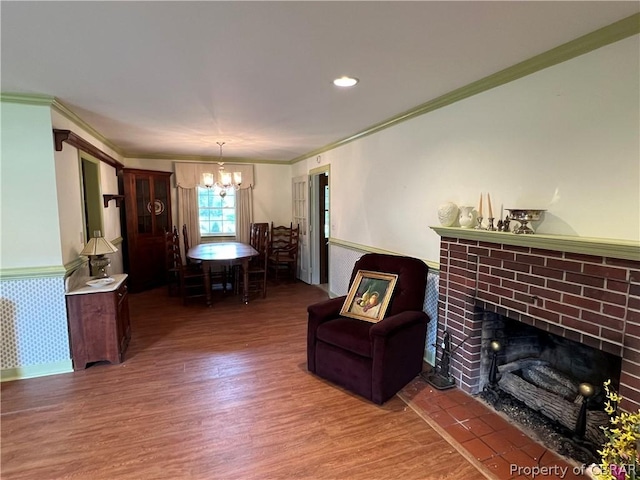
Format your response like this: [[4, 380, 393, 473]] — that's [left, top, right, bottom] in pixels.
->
[[198, 187, 236, 236]]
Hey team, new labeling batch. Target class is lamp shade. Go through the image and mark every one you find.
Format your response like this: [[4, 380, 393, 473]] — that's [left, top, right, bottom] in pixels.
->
[[80, 232, 118, 256], [202, 172, 215, 188]]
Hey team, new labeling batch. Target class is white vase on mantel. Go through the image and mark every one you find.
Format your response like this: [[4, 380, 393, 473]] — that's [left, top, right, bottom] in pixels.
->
[[458, 206, 476, 228], [437, 202, 459, 227]]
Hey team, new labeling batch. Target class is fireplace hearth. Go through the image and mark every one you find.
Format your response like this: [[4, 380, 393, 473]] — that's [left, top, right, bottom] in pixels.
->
[[479, 383, 600, 465]]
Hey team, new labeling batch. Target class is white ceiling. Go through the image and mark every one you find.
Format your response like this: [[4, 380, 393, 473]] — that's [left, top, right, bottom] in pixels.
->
[[2, 1, 638, 163]]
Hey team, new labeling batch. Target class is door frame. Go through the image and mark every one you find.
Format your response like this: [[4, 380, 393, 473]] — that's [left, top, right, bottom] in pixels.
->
[[309, 165, 330, 285]]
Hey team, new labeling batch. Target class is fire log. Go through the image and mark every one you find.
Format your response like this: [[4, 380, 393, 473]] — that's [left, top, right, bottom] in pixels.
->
[[498, 371, 607, 445]]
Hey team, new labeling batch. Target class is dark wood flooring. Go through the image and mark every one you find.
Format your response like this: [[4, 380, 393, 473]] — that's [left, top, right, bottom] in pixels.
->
[[1, 281, 488, 479]]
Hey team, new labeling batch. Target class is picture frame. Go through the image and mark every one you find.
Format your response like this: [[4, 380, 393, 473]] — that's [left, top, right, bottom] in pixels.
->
[[340, 270, 398, 323]]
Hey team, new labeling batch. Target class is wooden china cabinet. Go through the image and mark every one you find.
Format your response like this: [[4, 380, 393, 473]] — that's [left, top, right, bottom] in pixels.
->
[[120, 168, 173, 292]]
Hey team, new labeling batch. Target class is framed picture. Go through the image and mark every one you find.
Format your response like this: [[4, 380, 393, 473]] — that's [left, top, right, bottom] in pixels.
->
[[340, 270, 398, 323]]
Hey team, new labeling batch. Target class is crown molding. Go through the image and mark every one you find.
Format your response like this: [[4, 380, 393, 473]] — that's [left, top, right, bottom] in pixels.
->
[[50, 99, 125, 157], [124, 153, 286, 165], [289, 13, 640, 165], [0, 93, 55, 106]]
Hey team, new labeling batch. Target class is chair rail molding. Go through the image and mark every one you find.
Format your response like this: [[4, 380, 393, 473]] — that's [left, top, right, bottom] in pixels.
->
[[329, 237, 440, 271]]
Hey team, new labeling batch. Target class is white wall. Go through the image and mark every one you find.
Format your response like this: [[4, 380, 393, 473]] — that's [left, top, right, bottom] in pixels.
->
[[297, 35, 640, 265], [51, 109, 124, 268], [253, 163, 292, 226], [0, 103, 62, 268]]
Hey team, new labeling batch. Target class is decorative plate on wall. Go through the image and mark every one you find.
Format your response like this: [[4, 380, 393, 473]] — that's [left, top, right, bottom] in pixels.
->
[[146, 199, 165, 215]]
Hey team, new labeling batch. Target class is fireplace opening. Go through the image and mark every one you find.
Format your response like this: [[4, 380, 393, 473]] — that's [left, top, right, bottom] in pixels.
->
[[477, 312, 622, 464]]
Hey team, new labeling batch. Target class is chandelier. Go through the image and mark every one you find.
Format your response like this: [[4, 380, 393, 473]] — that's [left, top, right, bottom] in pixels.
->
[[202, 141, 242, 197]]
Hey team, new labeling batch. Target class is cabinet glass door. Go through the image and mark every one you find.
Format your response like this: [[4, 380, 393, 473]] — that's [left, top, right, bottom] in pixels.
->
[[135, 177, 152, 234], [153, 178, 169, 234]]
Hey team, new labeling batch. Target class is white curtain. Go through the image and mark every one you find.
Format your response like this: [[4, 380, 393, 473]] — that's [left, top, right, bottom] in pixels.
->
[[235, 186, 254, 244], [174, 162, 255, 247], [177, 186, 200, 261]]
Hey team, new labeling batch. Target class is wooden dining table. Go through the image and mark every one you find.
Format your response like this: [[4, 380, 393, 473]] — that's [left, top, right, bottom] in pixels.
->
[[187, 241, 259, 306]]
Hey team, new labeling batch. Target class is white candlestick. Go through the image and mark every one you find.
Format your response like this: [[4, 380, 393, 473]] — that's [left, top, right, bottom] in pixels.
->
[[488, 193, 493, 218]]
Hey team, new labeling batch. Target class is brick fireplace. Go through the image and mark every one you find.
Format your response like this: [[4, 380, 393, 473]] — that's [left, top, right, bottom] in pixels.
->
[[432, 227, 640, 412]]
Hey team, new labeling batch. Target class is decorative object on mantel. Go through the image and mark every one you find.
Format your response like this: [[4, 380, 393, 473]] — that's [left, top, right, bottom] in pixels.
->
[[486, 193, 496, 231], [458, 206, 476, 228], [497, 215, 511, 232], [80, 230, 118, 278], [475, 193, 484, 230], [507, 209, 546, 234], [437, 202, 459, 227]]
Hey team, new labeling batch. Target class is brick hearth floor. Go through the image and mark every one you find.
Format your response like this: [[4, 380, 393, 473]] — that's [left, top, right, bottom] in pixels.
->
[[399, 376, 591, 480]]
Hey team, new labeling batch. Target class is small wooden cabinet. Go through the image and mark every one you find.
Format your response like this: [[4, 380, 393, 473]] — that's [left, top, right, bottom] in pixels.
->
[[65, 274, 131, 370], [120, 168, 173, 292]]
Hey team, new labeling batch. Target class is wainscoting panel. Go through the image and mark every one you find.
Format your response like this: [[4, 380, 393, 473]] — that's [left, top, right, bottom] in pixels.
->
[[1, 275, 72, 379]]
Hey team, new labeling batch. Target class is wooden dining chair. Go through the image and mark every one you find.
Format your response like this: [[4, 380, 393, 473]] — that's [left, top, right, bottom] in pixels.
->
[[182, 224, 200, 266], [268, 222, 300, 280], [183, 224, 230, 293], [250, 222, 269, 250], [240, 227, 269, 299], [164, 227, 181, 296], [172, 243, 208, 306]]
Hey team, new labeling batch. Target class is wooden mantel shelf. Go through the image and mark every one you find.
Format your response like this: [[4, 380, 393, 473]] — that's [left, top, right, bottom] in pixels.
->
[[53, 129, 124, 172], [430, 226, 640, 262]]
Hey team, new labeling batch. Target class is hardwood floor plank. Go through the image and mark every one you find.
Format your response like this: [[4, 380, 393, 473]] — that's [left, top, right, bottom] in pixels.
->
[[2, 282, 489, 479]]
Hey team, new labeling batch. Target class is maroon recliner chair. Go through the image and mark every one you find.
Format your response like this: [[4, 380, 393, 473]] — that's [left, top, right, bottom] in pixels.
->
[[307, 253, 430, 404]]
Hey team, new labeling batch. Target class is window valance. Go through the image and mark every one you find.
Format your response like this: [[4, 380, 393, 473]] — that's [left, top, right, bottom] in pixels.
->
[[174, 162, 254, 189]]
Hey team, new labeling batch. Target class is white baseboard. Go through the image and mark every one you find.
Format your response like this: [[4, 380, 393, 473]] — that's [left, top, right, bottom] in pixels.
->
[[1, 360, 73, 382]]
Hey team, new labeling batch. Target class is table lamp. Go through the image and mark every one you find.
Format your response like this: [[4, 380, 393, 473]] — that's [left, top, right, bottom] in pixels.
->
[[80, 230, 118, 278]]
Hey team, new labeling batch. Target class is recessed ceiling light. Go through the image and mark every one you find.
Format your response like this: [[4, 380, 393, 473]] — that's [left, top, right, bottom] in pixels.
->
[[333, 76, 359, 87]]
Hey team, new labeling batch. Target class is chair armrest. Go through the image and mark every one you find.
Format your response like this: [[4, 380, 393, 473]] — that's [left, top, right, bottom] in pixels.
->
[[369, 311, 430, 404], [370, 311, 430, 337], [307, 296, 347, 372], [307, 296, 346, 323]]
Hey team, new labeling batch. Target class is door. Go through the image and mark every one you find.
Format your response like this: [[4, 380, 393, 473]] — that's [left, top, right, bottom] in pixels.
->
[[292, 175, 310, 283], [318, 173, 329, 284], [309, 166, 330, 286]]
